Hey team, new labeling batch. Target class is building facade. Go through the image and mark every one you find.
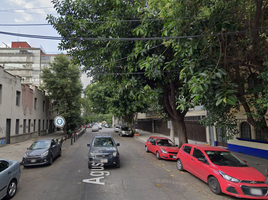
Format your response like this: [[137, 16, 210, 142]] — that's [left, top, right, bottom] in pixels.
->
[[136, 106, 268, 160], [0, 41, 60, 86], [0, 66, 57, 145]]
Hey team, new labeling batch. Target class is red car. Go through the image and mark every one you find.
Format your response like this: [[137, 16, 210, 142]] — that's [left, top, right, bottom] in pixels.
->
[[176, 144, 268, 199], [145, 136, 179, 160]]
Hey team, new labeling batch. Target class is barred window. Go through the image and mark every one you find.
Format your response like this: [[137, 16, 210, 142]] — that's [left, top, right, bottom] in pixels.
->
[[255, 129, 266, 141], [241, 122, 251, 139]]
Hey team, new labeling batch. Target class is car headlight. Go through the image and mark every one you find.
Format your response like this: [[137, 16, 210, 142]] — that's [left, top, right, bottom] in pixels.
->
[[113, 152, 118, 157], [23, 153, 28, 158], [161, 149, 167, 154], [219, 170, 240, 183], [41, 150, 48, 157], [122, 131, 125, 134], [89, 153, 95, 157]]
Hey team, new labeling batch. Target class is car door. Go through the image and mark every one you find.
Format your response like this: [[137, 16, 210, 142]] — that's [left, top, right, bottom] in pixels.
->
[[178, 145, 193, 172], [0, 161, 11, 199], [50, 139, 59, 157], [190, 148, 211, 182], [150, 138, 157, 154], [147, 138, 155, 153]]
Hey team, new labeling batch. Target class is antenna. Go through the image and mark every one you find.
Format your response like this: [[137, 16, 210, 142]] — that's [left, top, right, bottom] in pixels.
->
[[2, 42, 10, 48]]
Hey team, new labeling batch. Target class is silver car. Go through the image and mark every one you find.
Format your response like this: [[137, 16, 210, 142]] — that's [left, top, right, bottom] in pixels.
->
[[0, 159, 21, 200], [92, 125, 99, 132], [119, 126, 134, 137]]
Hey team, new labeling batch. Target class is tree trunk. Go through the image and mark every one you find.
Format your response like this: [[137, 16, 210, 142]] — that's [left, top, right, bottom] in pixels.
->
[[170, 119, 175, 143]]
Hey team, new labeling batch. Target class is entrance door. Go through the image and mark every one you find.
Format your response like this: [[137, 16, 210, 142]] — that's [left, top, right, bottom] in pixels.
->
[[216, 127, 228, 147], [6, 119, 11, 144]]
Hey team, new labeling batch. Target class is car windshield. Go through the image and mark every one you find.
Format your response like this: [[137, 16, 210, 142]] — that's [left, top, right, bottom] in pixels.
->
[[30, 141, 51, 150], [93, 138, 114, 147], [121, 126, 130, 131], [156, 139, 175, 147], [205, 150, 248, 167]]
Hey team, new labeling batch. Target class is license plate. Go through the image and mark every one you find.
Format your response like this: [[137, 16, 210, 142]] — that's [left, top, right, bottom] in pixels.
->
[[100, 159, 108, 163], [250, 188, 262, 196], [31, 159, 36, 163]]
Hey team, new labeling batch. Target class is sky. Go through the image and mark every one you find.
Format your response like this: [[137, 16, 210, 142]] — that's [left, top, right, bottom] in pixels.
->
[[0, 0, 91, 88]]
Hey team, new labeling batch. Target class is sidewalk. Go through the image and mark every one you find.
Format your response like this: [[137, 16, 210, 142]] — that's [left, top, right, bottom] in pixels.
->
[[0, 131, 68, 163], [134, 129, 268, 176]]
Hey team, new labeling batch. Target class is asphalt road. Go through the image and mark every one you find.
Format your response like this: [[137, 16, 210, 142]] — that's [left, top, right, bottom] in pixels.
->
[[13, 128, 239, 200]]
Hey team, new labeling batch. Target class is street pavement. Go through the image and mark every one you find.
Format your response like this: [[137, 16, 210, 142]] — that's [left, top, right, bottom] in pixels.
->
[[0, 128, 268, 176]]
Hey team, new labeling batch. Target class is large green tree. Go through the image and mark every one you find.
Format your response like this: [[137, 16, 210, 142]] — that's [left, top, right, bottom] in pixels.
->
[[41, 54, 83, 132]]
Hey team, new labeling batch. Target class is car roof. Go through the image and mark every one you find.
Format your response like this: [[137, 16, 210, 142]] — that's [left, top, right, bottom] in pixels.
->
[[93, 135, 113, 138], [35, 139, 54, 142], [150, 136, 170, 140], [182, 144, 229, 151]]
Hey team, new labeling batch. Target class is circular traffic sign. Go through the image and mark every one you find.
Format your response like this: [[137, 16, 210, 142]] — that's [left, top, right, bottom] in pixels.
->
[[54, 116, 66, 128]]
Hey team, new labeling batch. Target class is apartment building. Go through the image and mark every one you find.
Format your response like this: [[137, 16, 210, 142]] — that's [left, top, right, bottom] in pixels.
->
[[0, 66, 57, 145]]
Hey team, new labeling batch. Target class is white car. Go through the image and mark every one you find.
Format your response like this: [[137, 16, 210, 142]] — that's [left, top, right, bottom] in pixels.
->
[[0, 159, 21, 200], [114, 125, 121, 132], [92, 125, 99, 132]]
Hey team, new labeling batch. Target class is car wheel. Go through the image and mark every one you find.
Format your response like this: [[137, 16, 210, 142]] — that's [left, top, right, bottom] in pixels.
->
[[208, 176, 222, 195], [49, 155, 53, 165], [5, 179, 17, 199], [116, 160, 120, 168], [176, 159, 184, 171], [88, 163, 92, 169], [156, 151, 161, 160], [145, 146, 149, 153]]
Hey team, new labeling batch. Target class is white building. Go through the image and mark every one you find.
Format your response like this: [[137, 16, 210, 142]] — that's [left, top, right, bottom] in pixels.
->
[[0, 66, 57, 145]]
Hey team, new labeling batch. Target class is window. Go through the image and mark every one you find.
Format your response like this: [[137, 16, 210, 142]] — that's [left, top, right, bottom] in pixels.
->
[[28, 119, 31, 132], [34, 98, 37, 109], [0, 84, 2, 103], [33, 119, 36, 132], [43, 120, 45, 130], [15, 119, 19, 135], [183, 146, 192, 154], [46, 120, 48, 130], [0, 160, 9, 172], [43, 101, 45, 111], [16, 91, 21, 106], [193, 148, 205, 159], [241, 122, 251, 139], [23, 119, 26, 133], [255, 129, 266, 141]]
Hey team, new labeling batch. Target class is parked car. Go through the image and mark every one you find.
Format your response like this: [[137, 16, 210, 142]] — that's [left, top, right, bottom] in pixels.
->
[[118, 126, 134, 137], [0, 159, 21, 200], [92, 125, 99, 132], [114, 125, 121, 132], [176, 144, 268, 199], [21, 138, 62, 167], [87, 135, 120, 168], [145, 136, 179, 160]]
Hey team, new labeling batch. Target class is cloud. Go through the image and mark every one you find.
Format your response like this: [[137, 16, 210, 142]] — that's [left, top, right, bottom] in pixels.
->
[[5, 0, 56, 23]]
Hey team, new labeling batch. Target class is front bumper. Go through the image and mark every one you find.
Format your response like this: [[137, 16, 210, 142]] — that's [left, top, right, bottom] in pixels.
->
[[220, 179, 268, 199], [160, 152, 178, 160], [88, 156, 120, 167], [22, 156, 50, 166]]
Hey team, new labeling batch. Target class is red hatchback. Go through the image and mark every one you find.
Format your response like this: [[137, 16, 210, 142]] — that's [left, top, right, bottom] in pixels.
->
[[145, 136, 179, 160], [176, 144, 268, 199]]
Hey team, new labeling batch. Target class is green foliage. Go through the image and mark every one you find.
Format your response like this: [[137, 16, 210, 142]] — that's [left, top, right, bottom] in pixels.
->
[[41, 54, 83, 131]]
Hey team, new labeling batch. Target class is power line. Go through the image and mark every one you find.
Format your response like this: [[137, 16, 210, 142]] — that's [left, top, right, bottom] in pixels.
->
[[0, 28, 265, 42]]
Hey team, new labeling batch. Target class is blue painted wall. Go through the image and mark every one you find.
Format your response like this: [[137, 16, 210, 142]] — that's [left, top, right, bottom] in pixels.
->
[[228, 143, 268, 160]]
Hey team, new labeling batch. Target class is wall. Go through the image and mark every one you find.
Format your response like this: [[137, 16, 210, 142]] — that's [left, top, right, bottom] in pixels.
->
[[0, 66, 57, 145]]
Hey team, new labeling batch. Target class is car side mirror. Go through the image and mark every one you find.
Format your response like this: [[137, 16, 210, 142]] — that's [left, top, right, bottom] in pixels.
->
[[87, 144, 90, 147], [151, 142, 155, 145], [198, 158, 206, 163], [116, 143, 120, 146], [27, 147, 30, 150]]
